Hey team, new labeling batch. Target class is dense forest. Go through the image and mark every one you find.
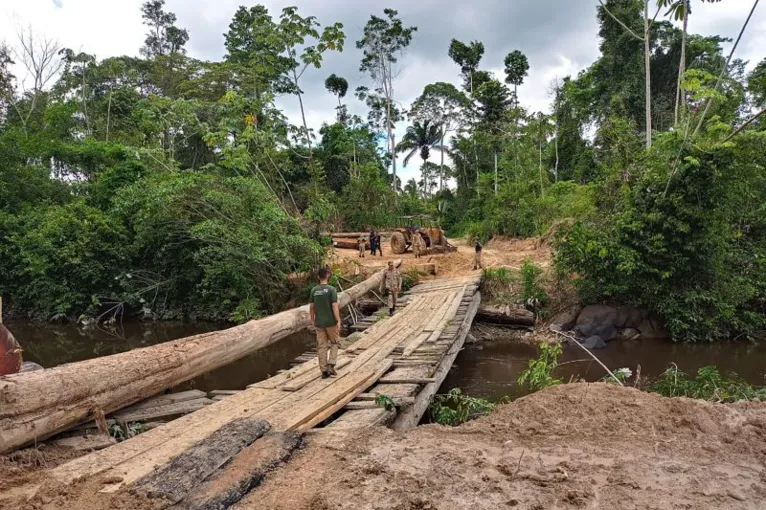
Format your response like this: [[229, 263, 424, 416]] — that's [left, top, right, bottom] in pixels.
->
[[0, 0, 764, 341]]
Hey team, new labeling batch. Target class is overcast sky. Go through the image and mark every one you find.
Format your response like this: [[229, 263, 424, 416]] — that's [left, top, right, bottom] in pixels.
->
[[2, 0, 764, 183]]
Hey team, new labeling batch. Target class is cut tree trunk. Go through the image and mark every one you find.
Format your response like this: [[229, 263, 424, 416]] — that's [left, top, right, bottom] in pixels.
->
[[0, 261, 401, 454], [331, 232, 372, 239], [405, 263, 437, 276], [332, 239, 369, 250], [476, 304, 535, 327]]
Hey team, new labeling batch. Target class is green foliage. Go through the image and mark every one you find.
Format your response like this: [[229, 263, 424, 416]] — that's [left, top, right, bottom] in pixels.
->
[[520, 258, 548, 305], [110, 421, 147, 441], [114, 171, 322, 320], [339, 162, 396, 230], [650, 365, 766, 403], [428, 388, 497, 426], [482, 266, 513, 285], [555, 136, 766, 342], [374, 393, 397, 412], [400, 269, 420, 292], [2, 201, 128, 319], [518, 342, 563, 392]]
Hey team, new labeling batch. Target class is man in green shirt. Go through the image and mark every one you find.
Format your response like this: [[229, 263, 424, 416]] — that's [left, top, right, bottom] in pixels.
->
[[310, 267, 342, 379]]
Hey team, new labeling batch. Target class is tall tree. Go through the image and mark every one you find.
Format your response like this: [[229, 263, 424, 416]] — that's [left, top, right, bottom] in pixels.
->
[[597, 0, 654, 148], [474, 79, 511, 195], [395, 119, 447, 196], [5, 28, 63, 136], [747, 58, 766, 108], [356, 9, 417, 191], [658, 0, 723, 125], [410, 82, 471, 190], [223, 6, 293, 97], [140, 0, 189, 58], [503, 50, 529, 104], [448, 39, 485, 95], [276, 6, 345, 188], [325, 73, 349, 122]]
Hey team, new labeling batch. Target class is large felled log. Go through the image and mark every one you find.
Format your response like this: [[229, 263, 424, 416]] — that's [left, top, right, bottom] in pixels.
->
[[404, 262, 437, 275], [0, 261, 401, 454], [332, 239, 369, 250], [330, 232, 372, 239], [476, 304, 535, 327]]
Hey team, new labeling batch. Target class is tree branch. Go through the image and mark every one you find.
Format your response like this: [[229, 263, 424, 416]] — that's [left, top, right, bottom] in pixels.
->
[[693, 0, 760, 136], [598, 0, 645, 41], [721, 107, 766, 143]]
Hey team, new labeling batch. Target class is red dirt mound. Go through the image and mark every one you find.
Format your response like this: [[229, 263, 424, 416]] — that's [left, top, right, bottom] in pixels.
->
[[238, 383, 766, 509]]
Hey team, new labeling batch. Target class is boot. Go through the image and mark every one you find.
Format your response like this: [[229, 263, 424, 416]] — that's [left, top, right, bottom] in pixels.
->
[[321, 370, 330, 379], [389, 308, 394, 316], [327, 365, 337, 377]]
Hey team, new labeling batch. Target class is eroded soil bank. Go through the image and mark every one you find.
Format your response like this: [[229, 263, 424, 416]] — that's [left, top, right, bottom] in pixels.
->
[[236, 383, 766, 510]]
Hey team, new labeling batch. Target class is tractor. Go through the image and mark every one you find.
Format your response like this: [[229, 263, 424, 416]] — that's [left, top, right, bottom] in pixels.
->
[[389, 216, 454, 254]]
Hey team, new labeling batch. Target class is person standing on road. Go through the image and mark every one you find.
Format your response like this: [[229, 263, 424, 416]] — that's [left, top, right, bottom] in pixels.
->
[[379, 260, 402, 316], [310, 267, 341, 379], [412, 231, 425, 259], [369, 228, 376, 256], [376, 231, 384, 257], [358, 234, 366, 258], [473, 236, 483, 270]]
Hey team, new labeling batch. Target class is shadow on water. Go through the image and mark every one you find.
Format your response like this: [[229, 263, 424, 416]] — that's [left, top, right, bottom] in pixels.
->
[[7, 321, 314, 393], [442, 332, 766, 402]]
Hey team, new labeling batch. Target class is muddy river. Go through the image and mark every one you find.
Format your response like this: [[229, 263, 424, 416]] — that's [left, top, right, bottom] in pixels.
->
[[7, 321, 766, 401]]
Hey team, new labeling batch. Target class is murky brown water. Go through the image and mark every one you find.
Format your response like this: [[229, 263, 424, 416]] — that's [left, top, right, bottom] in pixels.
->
[[442, 336, 766, 402], [7, 321, 314, 393], [8, 321, 766, 404]]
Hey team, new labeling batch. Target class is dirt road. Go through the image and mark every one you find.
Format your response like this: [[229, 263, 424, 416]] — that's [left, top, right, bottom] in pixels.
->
[[332, 236, 551, 279], [236, 383, 766, 510]]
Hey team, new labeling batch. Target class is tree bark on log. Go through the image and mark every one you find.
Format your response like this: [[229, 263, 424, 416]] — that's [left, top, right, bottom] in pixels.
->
[[476, 304, 535, 326], [0, 261, 400, 454], [330, 232, 372, 239], [405, 263, 437, 275], [332, 239, 369, 250]]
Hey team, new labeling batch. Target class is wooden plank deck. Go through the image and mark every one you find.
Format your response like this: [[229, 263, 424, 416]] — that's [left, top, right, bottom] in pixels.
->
[[41, 275, 482, 505]]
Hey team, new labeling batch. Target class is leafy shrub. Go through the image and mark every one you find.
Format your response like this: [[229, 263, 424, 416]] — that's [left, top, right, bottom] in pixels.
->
[[428, 388, 497, 426], [650, 365, 766, 403], [3, 201, 128, 319], [520, 258, 548, 305], [556, 138, 766, 342], [518, 342, 563, 391], [401, 269, 420, 292], [114, 171, 323, 320]]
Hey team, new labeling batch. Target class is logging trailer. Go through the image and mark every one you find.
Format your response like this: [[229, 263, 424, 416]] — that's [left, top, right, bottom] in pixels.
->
[[389, 215, 456, 255]]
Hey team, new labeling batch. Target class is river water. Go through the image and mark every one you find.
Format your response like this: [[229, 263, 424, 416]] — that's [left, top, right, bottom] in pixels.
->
[[442, 336, 766, 401], [8, 321, 313, 393], [6, 321, 766, 401]]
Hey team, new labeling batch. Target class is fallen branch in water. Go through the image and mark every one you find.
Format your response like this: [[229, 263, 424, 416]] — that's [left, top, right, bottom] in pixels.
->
[[548, 327, 623, 386]]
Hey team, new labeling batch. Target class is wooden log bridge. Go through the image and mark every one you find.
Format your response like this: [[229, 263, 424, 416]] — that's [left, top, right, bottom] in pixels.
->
[[17, 274, 481, 507], [0, 261, 402, 454]]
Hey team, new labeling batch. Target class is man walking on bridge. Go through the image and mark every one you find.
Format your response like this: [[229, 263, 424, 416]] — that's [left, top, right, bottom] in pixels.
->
[[310, 267, 341, 379], [379, 260, 402, 316]]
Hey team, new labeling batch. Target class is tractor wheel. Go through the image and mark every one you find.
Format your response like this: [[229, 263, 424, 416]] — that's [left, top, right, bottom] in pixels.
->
[[390, 231, 407, 254]]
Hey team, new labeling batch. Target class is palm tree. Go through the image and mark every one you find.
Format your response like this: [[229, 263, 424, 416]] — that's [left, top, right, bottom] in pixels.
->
[[395, 119, 447, 195]]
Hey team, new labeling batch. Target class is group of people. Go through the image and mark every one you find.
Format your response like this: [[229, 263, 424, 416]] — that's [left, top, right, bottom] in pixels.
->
[[309, 261, 400, 379], [358, 230, 384, 258]]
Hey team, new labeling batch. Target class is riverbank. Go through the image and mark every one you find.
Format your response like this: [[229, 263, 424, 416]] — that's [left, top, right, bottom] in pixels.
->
[[236, 383, 766, 509]]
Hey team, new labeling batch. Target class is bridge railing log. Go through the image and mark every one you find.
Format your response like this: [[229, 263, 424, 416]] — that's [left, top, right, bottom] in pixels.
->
[[0, 260, 401, 454]]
